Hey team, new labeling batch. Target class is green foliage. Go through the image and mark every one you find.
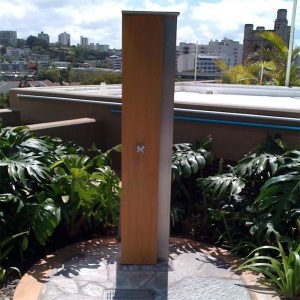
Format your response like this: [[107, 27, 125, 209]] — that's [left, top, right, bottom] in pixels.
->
[[252, 150, 300, 243], [172, 136, 213, 181], [49, 150, 120, 236], [214, 59, 257, 84], [198, 134, 295, 248], [254, 32, 300, 86], [37, 67, 61, 82], [171, 136, 213, 234], [200, 173, 245, 199], [0, 232, 25, 283], [0, 126, 120, 285], [0, 93, 9, 109], [237, 240, 300, 298], [78, 70, 122, 85], [74, 47, 109, 62], [217, 32, 300, 86], [26, 35, 49, 50]]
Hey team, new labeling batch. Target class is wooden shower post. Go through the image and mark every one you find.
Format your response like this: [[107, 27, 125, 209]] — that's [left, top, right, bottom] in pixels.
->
[[121, 11, 179, 264]]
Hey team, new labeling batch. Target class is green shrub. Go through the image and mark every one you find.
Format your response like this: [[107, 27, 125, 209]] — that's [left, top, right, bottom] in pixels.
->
[[0, 126, 120, 285], [171, 136, 214, 235], [198, 135, 299, 250], [0, 93, 9, 109], [237, 240, 300, 298]]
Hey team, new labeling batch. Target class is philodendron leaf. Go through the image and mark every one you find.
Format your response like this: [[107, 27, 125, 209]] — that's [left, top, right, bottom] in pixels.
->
[[172, 140, 213, 180], [0, 193, 16, 202], [256, 173, 300, 215], [234, 153, 279, 179], [199, 174, 245, 199], [32, 198, 61, 245]]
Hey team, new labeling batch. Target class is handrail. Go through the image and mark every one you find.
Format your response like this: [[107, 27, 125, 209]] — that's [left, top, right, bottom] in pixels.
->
[[17, 94, 122, 106]]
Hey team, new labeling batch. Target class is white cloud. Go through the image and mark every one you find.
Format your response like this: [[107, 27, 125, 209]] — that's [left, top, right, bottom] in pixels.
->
[[0, 1, 38, 20], [177, 25, 198, 43], [189, 0, 298, 44], [0, 0, 299, 48], [143, 0, 188, 12]]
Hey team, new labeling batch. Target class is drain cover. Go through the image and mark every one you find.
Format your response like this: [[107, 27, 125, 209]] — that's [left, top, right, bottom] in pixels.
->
[[103, 289, 155, 300]]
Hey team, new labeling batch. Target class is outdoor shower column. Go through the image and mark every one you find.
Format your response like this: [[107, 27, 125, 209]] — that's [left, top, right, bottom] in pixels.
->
[[121, 11, 179, 264]]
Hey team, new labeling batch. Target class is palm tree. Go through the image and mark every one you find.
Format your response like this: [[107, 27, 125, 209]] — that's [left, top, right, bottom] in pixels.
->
[[214, 59, 257, 84], [250, 31, 300, 86], [216, 32, 300, 86]]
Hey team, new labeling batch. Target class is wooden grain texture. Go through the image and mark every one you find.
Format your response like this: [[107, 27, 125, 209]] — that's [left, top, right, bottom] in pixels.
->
[[121, 13, 164, 264]]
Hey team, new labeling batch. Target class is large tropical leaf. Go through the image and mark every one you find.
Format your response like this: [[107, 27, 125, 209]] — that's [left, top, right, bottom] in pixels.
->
[[215, 59, 257, 84], [233, 153, 279, 180], [199, 173, 245, 199], [278, 150, 300, 173], [27, 197, 61, 245], [0, 153, 50, 186], [172, 137, 213, 181], [257, 172, 300, 209], [253, 172, 300, 241], [256, 32, 300, 86]]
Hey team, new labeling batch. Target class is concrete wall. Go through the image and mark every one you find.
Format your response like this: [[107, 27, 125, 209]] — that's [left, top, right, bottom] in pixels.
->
[[9, 85, 300, 164], [0, 109, 21, 126], [9, 88, 122, 152], [28, 118, 101, 150]]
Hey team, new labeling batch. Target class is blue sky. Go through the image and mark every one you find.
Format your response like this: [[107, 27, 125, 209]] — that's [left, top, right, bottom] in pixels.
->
[[1, 0, 299, 49]]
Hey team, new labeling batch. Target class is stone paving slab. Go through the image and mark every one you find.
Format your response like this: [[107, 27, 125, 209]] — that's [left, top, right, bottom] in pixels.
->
[[13, 237, 280, 300]]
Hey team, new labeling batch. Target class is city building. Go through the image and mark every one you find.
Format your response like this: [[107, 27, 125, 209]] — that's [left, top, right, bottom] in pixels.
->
[[0, 61, 28, 72], [177, 42, 199, 56], [58, 32, 70, 46], [242, 9, 290, 63], [177, 54, 195, 72], [177, 38, 242, 74], [97, 44, 110, 52], [5, 47, 25, 58], [31, 54, 50, 67], [51, 61, 71, 69], [80, 36, 88, 47], [197, 54, 225, 74], [38, 31, 50, 44], [106, 55, 122, 70], [207, 38, 243, 66], [0, 31, 17, 46]]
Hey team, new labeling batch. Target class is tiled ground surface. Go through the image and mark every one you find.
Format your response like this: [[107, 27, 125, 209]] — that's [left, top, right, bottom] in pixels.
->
[[13, 237, 280, 300]]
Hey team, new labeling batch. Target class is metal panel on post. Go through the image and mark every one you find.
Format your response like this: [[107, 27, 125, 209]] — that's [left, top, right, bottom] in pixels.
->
[[121, 11, 179, 265]]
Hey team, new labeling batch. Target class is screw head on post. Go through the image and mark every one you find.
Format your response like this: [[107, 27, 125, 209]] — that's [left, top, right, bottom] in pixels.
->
[[136, 144, 145, 153]]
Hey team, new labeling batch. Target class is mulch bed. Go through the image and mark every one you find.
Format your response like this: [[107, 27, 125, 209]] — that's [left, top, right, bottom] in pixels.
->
[[0, 278, 20, 300]]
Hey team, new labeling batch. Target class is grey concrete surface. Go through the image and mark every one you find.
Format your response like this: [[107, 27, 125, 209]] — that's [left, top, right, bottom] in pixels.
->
[[13, 238, 281, 300]]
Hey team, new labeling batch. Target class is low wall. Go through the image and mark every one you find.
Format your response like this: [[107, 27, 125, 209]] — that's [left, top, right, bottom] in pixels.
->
[[9, 84, 300, 163], [9, 87, 122, 152], [28, 118, 101, 150], [0, 109, 21, 126]]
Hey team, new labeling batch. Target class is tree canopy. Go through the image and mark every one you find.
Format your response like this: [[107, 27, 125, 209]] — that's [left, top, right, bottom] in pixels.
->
[[217, 32, 300, 86]]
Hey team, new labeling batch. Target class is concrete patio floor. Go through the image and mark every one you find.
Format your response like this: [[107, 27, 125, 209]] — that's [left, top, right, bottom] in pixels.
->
[[13, 237, 280, 300]]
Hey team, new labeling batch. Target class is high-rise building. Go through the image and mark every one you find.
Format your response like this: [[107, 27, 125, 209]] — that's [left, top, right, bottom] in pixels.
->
[[58, 32, 70, 46], [176, 38, 242, 72], [197, 54, 225, 74], [97, 44, 109, 52], [80, 36, 88, 47], [0, 31, 17, 46], [242, 9, 290, 63], [38, 31, 50, 44], [207, 38, 243, 66], [106, 55, 122, 70]]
